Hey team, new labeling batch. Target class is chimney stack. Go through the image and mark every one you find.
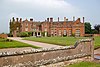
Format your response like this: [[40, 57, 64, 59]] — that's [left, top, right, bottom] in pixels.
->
[[47, 18, 49, 22], [30, 18, 33, 21], [20, 18, 22, 22], [12, 17, 15, 22], [83, 17, 84, 23], [73, 16, 75, 22], [16, 18, 18, 22], [58, 17, 59, 22], [64, 17, 66, 21], [50, 17, 53, 22]]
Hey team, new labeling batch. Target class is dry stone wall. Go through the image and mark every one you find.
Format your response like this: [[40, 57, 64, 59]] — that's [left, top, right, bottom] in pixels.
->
[[0, 39, 93, 67]]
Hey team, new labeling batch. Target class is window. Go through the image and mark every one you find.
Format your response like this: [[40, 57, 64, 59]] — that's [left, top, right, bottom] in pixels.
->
[[25, 28, 28, 31], [51, 29, 53, 34], [26, 23, 28, 26], [59, 30, 61, 36], [45, 28, 47, 31], [17, 27, 19, 30], [75, 29, 80, 37], [69, 30, 72, 36], [64, 30, 67, 35]]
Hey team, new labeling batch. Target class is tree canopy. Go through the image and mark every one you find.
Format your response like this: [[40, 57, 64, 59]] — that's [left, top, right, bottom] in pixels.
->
[[85, 22, 92, 34], [94, 24, 100, 34]]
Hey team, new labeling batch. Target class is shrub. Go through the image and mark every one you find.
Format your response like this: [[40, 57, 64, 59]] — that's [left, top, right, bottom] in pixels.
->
[[28, 32, 32, 36], [71, 33, 75, 37], [18, 32, 29, 37], [7, 33, 13, 37], [42, 32, 45, 37]]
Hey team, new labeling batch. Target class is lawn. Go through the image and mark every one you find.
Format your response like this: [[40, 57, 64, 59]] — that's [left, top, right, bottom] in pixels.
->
[[0, 38, 39, 49], [66, 61, 100, 67], [94, 36, 100, 49], [24, 36, 100, 49]]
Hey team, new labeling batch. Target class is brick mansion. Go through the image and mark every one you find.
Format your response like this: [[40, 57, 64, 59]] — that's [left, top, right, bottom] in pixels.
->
[[10, 17, 85, 37]]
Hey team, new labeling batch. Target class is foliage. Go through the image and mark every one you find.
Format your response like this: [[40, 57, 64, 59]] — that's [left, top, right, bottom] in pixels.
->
[[71, 33, 75, 37], [17, 32, 29, 37], [10, 20, 21, 34], [67, 61, 100, 67], [94, 24, 100, 34], [42, 32, 45, 37], [85, 22, 92, 34], [7, 33, 13, 37], [42, 32, 48, 37], [0, 38, 39, 49], [28, 32, 32, 36], [91, 29, 98, 34], [17, 32, 33, 37]]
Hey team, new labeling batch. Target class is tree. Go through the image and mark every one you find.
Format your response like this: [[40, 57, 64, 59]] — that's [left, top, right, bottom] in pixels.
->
[[85, 22, 92, 34], [94, 24, 100, 34]]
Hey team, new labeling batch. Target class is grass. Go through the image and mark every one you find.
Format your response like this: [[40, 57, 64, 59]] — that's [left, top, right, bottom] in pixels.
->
[[24, 36, 100, 49], [66, 61, 100, 67], [24, 37, 87, 46], [0, 38, 39, 49], [94, 36, 100, 49]]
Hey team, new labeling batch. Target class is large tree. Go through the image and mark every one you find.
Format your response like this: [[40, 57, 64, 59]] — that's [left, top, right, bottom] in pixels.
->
[[85, 22, 92, 34], [94, 24, 100, 34]]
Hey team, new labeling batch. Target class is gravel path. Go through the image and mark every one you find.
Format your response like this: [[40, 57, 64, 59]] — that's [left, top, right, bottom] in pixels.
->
[[7, 37, 63, 48]]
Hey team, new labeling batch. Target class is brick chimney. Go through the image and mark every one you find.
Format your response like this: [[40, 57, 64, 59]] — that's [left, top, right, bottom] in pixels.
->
[[20, 18, 22, 22], [50, 17, 53, 22], [78, 18, 80, 21], [73, 16, 75, 22], [64, 17, 66, 21], [47, 18, 49, 22], [12, 17, 15, 22], [30, 18, 33, 21], [83, 17, 84, 23], [16, 18, 18, 22], [58, 17, 59, 22]]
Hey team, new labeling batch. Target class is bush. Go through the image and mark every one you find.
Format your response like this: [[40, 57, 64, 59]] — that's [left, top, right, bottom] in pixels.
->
[[7, 33, 13, 37], [71, 33, 75, 37], [42, 32, 45, 37], [28, 32, 32, 36], [17, 32, 29, 37]]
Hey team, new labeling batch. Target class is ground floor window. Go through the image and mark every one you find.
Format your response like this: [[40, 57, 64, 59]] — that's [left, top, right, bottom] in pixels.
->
[[69, 30, 72, 36], [75, 29, 80, 37], [59, 30, 61, 36], [64, 30, 67, 35], [25, 28, 28, 31]]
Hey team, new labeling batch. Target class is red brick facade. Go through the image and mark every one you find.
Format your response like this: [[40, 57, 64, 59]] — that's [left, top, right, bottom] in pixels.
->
[[10, 17, 85, 37]]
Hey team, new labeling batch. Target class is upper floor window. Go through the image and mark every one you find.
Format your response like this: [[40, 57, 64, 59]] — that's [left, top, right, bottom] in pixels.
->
[[26, 23, 28, 26]]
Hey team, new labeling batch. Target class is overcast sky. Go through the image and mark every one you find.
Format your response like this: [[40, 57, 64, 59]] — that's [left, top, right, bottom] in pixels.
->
[[0, 0, 100, 33]]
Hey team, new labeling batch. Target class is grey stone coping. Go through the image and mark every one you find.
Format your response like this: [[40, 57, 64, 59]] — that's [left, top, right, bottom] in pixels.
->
[[0, 39, 92, 57]]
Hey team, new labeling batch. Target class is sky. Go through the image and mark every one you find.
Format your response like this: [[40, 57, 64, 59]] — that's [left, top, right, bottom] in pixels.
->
[[0, 0, 100, 33]]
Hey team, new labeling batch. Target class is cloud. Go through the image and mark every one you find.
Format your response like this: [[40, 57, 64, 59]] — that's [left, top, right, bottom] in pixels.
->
[[4, 0, 80, 16], [0, 0, 82, 33]]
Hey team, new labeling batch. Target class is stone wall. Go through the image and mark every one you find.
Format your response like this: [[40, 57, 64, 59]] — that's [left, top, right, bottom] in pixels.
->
[[93, 34, 100, 36], [0, 39, 93, 67]]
